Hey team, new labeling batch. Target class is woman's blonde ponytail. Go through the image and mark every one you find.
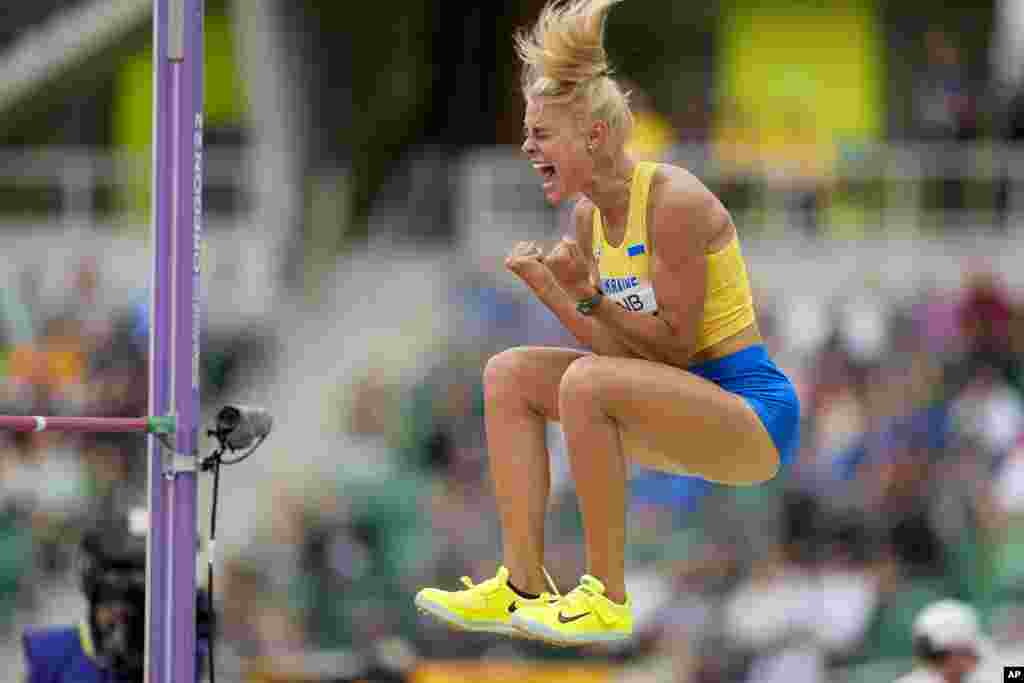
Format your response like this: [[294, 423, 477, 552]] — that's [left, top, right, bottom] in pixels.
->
[[515, 0, 621, 95], [515, 0, 633, 146]]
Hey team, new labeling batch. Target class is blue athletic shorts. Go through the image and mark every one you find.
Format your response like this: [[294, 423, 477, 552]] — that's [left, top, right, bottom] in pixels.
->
[[687, 344, 800, 469]]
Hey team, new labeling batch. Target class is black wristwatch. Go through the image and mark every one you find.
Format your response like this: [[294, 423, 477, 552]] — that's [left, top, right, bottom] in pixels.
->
[[576, 289, 604, 316]]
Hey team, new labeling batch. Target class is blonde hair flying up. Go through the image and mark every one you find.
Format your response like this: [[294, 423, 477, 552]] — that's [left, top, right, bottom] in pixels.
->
[[515, 0, 633, 146]]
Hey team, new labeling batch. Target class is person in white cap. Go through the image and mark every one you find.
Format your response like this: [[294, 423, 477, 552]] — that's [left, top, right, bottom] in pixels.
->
[[894, 599, 990, 683]]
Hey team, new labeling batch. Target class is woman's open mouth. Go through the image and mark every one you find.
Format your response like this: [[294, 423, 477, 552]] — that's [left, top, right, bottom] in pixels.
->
[[533, 162, 557, 189]]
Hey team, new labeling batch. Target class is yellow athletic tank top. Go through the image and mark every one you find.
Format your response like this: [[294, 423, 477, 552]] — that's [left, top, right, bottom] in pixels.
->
[[592, 161, 757, 353]]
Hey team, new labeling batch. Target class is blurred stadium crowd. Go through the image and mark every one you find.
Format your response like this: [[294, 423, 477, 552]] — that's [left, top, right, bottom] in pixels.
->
[[6, 238, 1024, 682], [0, 254, 150, 624], [218, 258, 1024, 682], [0, 252, 268, 678]]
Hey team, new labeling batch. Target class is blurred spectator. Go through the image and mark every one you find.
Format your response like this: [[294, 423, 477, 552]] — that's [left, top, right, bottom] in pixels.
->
[[912, 29, 979, 227], [893, 599, 1000, 682], [950, 364, 1024, 460], [997, 83, 1024, 229], [720, 492, 880, 683], [957, 267, 1017, 371], [776, 108, 831, 237], [0, 442, 32, 633], [22, 519, 209, 683], [913, 30, 979, 143]]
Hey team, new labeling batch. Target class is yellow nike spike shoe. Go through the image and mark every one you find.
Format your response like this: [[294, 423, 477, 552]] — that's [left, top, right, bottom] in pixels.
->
[[510, 574, 632, 646], [414, 565, 559, 637]]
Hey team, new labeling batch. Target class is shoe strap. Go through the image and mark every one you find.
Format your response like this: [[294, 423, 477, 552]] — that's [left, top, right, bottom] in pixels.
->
[[563, 582, 617, 624], [459, 575, 501, 594], [459, 569, 511, 595]]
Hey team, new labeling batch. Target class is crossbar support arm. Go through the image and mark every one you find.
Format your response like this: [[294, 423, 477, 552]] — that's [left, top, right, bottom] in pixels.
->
[[0, 415, 175, 434]]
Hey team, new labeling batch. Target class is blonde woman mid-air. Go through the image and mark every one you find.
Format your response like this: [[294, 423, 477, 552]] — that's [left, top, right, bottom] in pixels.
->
[[415, 0, 799, 647]]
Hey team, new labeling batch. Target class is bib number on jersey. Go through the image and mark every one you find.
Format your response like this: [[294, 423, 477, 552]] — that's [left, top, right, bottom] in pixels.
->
[[607, 284, 658, 314], [616, 294, 644, 312]]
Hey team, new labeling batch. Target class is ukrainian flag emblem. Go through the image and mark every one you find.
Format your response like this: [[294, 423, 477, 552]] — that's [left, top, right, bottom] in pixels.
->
[[627, 244, 645, 257]]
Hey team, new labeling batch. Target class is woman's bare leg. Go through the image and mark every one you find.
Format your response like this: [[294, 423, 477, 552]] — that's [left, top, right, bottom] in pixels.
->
[[557, 355, 780, 603], [483, 346, 586, 594], [557, 356, 629, 602]]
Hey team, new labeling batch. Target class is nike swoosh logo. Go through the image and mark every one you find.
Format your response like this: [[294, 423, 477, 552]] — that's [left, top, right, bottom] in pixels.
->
[[507, 601, 518, 614], [557, 611, 591, 624]]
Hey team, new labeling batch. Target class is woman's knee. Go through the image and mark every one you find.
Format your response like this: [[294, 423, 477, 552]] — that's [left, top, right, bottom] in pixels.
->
[[558, 355, 608, 409], [483, 346, 551, 405], [484, 347, 584, 420]]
